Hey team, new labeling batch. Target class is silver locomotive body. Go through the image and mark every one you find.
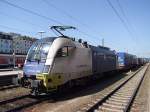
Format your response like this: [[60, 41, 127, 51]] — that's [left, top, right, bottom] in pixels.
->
[[14, 37, 117, 95]]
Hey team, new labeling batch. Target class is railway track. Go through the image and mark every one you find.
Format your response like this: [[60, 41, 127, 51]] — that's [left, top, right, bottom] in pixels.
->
[[0, 75, 17, 86], [77, 64, 148, 112], [0, 93, 52, 112], [0, 66, 147, 112], [0, 85, 19, 91]]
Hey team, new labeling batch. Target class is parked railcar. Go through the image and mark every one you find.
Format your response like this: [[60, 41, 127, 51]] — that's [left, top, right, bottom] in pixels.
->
[[143, 58, 149, 64], [117, 52, 135, 70], [0, 54, 13, 68], [131, 55, 138, 68], [15, 55, 26, 67], [138, 58, 144, 66], [90, 45, 117, 75], [134, 56, 139, 67], [138, 57, 149, 66], [0, 54, 26, 68], [13, 37, 117, 95]]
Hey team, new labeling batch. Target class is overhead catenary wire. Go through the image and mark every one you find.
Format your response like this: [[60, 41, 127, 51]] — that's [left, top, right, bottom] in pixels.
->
[[42, 0, 94, 29], [41, 0, 103, 41], [76, 29, 99, 43], [0, 24, 33, 35], [116, 0, 132, 28], [106, 0, 136, 42], [116, 0, 138, 40], [0, 11, 45, 29], [0, 11, 54, 38], [0, 0, 101, 44], [0, 0, 64, 25]]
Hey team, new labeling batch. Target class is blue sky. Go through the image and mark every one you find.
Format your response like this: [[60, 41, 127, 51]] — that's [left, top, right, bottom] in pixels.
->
[[0, 0, 150, 57]]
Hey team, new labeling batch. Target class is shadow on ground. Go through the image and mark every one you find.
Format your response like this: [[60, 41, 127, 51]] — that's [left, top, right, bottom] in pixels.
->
[[45, 67, 139, 102]]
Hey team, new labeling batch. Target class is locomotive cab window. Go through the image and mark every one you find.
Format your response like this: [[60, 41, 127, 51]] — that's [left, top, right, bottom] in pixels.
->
[[56, 46, 75, 57]]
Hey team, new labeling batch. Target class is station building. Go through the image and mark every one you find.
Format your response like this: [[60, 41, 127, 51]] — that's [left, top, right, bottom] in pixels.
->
[[0, 32, 37, 67], [0, 32, 13, 54], [12, 34, 37, 55]]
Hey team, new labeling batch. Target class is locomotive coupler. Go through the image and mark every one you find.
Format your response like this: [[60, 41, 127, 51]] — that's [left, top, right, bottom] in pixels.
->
[[30, 80, 44, 95]]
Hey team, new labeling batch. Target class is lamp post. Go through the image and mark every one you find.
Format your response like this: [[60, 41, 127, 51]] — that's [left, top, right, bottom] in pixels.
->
[[13, 50, 15, 69], [102, 38, 104, 47], [12, 40, 16, 69], [38, 31, 45, 39]]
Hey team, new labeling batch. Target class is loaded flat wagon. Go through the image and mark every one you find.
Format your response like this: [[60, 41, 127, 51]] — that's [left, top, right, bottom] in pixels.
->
[[117, 52, 134, 70]]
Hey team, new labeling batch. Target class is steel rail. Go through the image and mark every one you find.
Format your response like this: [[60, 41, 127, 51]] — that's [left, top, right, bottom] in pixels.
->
[[0, 85, 19, 91], [85, 64, 148, 112], [124, 64, 149, 111]]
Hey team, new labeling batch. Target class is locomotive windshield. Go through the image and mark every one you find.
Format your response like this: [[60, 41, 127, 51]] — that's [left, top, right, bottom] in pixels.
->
[[27, 37, 56, 62]]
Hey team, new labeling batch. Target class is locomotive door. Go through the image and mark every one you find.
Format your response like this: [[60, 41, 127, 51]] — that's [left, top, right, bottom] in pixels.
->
[[92, 51, 98, 73]]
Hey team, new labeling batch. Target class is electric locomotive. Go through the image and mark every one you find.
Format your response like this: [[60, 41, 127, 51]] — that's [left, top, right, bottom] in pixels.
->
[[13, 26, 117, 95]]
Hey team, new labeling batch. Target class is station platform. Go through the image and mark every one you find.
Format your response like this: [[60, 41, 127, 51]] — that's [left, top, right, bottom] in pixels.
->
[[0, 69, 13, 72], [0, 70, 23, 76]]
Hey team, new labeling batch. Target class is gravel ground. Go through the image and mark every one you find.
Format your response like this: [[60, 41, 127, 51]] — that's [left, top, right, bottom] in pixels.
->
[[130, 65, 150, 112], [0, 87, 30, 101], [22, 69, 138, 112]]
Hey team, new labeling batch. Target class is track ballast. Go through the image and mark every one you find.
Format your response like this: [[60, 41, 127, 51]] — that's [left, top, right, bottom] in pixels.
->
[[77, 64, 149, 112]]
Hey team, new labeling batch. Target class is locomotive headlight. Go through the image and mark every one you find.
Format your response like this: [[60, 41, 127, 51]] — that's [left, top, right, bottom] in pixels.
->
[[43, 65, 51, 73]]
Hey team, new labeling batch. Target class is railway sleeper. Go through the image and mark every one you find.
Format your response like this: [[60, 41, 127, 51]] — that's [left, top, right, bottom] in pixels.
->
[[80, 106, 90, 111], [115, 92, 133, 95], [102, 102, 126, 110], [114, 93, 132, 96], [118, 89, 135, 92], [113, 94, 132, 98], [111, 96, 131, 100], [106, 100, 127, 106], [98, 106, 124, 112], [108, 98, 129, 103]]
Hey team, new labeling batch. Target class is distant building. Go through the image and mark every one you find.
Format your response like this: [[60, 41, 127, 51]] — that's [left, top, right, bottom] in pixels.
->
[[13, 35, 37, 55], [0, 32, 13, 54], [0, 32, 38, 55], [0, 32, 38, 67]]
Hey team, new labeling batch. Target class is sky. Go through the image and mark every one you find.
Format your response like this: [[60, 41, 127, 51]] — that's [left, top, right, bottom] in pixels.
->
[[0, 0, 150, 57]]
